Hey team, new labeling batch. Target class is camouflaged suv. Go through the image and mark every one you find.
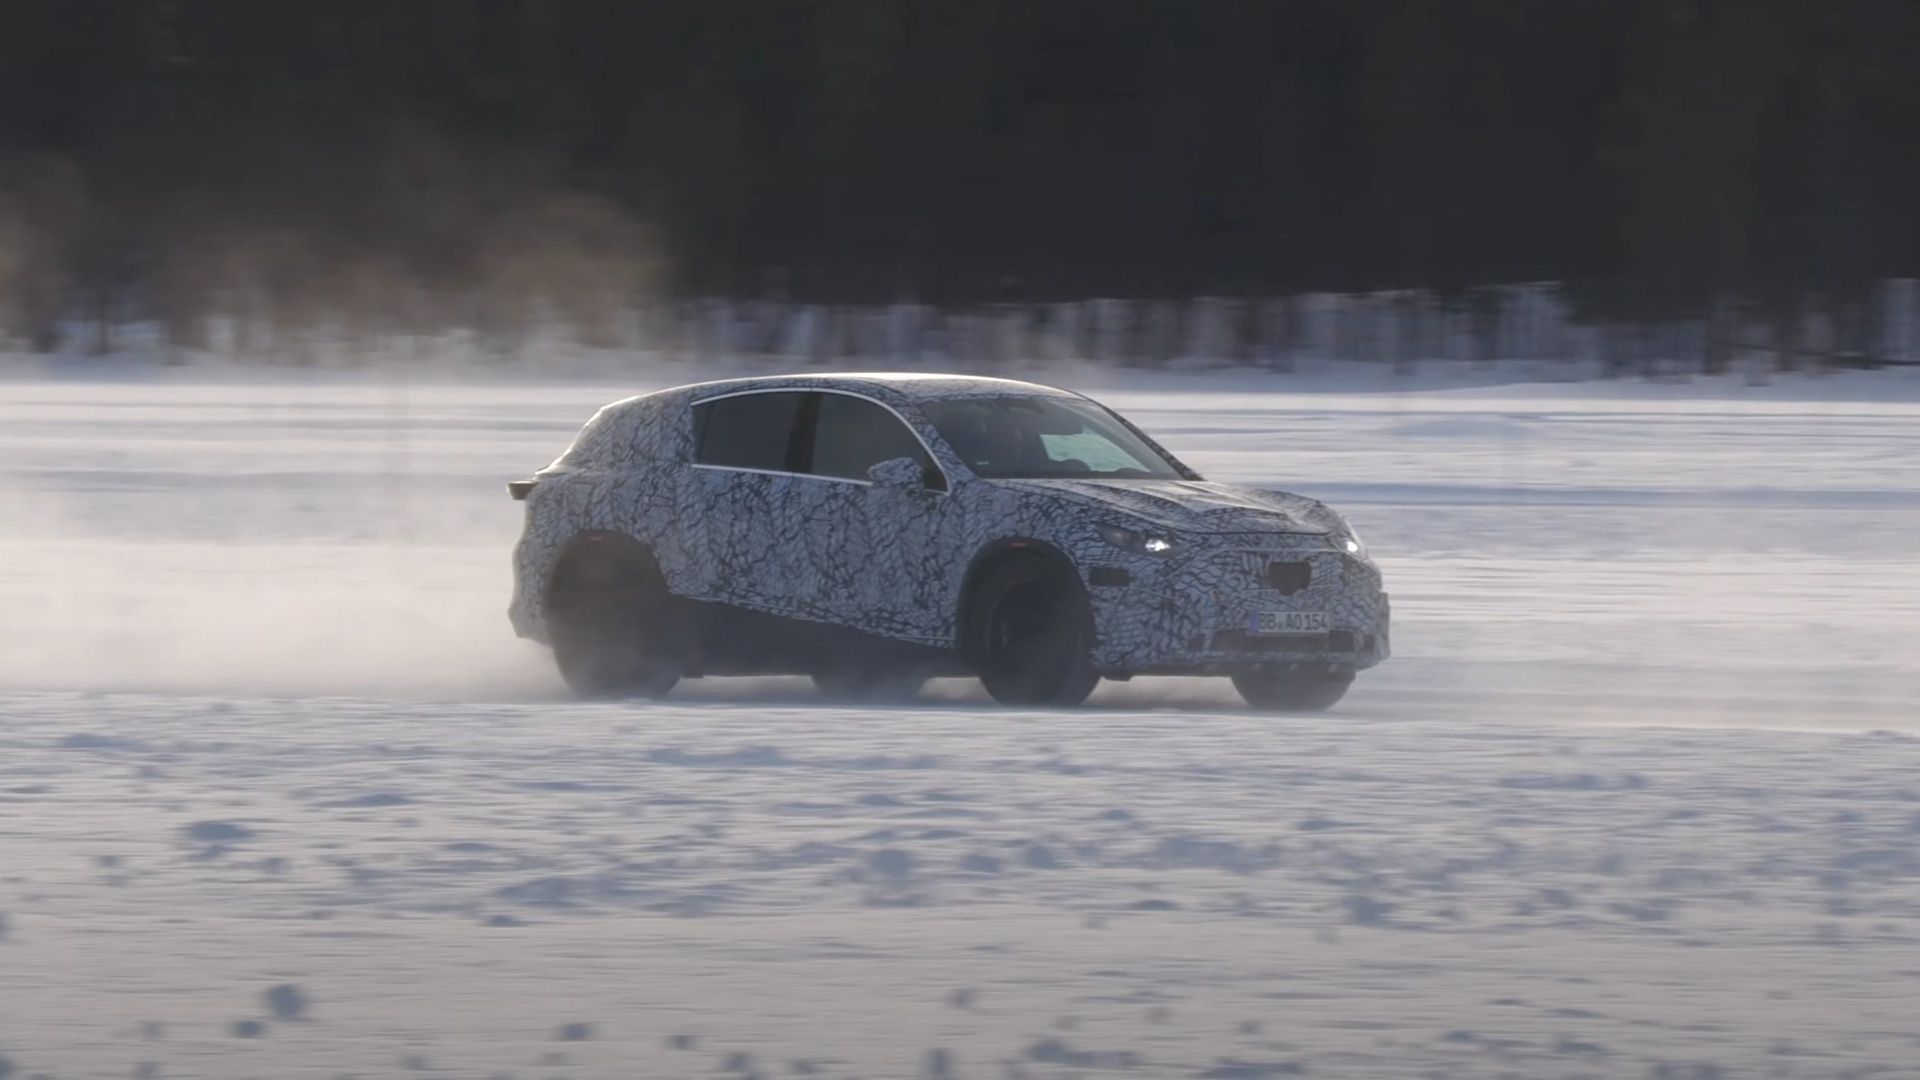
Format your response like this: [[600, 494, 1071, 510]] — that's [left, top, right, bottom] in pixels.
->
[[509, 374, 1388, 709]]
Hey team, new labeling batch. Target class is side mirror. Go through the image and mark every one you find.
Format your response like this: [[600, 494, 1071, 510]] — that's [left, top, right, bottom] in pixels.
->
[[867, 456, 926, 489]]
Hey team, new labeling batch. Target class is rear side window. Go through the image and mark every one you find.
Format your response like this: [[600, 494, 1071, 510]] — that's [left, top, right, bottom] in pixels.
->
[[692, 392, 805, 471], [808, 393, 937, 484]]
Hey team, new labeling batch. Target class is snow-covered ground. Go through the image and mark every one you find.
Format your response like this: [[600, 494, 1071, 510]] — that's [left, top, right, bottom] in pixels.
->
[[2, 369, 1918, 1078]]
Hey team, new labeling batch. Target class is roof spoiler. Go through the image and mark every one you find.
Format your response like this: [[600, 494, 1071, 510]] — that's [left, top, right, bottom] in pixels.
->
[[508, 479, 537, 501]]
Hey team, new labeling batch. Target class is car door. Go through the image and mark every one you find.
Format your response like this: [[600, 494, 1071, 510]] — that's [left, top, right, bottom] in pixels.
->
[[684, 390, 812, 612], [789, 391, 953, 639]]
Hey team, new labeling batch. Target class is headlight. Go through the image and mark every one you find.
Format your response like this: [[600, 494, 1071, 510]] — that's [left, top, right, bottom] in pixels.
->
[[1095, 524, 1181, 557], [1330, 523, 1366, 558]]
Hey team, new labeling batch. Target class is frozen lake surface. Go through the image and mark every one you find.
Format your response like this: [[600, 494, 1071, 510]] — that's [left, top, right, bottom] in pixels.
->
[[2, 370, 1918, 1077]]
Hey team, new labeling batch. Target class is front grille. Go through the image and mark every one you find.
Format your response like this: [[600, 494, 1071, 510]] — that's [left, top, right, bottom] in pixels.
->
[[1264, 561, 1312, 594], [1246, 551, 1353, 592]]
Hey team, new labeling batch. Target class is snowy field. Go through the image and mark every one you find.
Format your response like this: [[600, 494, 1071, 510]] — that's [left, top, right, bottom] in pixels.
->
[[2, 368, 1919, 1078]]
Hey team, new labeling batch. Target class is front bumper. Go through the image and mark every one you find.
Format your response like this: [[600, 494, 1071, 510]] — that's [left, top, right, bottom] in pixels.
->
[[1084, 544, 1390, 676]]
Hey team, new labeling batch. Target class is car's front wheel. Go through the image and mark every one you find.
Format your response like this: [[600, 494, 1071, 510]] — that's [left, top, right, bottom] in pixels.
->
[[547, 539, 682, 700], [1231, 670, 1353, 712], [968, 554, 1101, 707]]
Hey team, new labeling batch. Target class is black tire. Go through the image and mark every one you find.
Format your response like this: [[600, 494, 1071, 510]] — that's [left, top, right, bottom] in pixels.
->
[[547, 541, 682, 699], [967, 554, 1101, 707], [1231, 670, 1353, 712], [811, 666, 928, 703]]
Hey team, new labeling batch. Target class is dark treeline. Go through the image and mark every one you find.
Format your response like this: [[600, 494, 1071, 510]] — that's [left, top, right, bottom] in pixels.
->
[[2, 0, 1919, 351]]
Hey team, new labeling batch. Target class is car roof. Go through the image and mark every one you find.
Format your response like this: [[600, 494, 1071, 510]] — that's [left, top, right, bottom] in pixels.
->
[[567, 373, 1087, 467], [674, 372, 1079, 403]]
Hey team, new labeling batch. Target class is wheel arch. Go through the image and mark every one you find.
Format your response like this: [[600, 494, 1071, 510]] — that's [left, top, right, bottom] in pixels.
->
[[544, 530, 661, 616], [954, 537, 1083, 660]]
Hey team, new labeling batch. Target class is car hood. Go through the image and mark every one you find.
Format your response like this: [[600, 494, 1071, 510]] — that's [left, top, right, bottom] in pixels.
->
[[988, 478, 1334, 534]]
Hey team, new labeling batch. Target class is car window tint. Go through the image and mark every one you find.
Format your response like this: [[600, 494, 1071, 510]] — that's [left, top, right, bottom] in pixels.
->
[[809, 393, 932, 483], [1038, 430, 1143, 472], [921, 396, 1182, 479], [693, 392, 805, 471]]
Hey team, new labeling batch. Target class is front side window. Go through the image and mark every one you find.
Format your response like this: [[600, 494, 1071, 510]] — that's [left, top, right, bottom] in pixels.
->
[[920, 395, 1184, 479], [692, 392, 806, 471], [808, 393, 936, 484]]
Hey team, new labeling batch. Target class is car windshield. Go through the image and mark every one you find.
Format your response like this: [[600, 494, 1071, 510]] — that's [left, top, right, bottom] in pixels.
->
[[921, 395, 1184, 480]]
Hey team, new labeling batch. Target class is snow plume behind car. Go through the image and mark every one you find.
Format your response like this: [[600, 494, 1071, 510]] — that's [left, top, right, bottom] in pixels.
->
[[0, 379, 562, 698]]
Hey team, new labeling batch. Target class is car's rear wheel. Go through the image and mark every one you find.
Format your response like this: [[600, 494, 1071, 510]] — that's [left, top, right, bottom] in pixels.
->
[[1231, 670, 1353, 712], [811, 666, 927, 702], [968, 554, 1101, 707], [547, 539, 682, 699]]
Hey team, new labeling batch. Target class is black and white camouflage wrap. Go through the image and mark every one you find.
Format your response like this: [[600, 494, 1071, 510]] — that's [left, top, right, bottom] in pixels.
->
[[509, 374, 1389, 675]]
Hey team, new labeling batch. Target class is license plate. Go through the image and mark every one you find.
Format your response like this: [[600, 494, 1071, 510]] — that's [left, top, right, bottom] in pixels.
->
[[1249, 610, 1329, 635]]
